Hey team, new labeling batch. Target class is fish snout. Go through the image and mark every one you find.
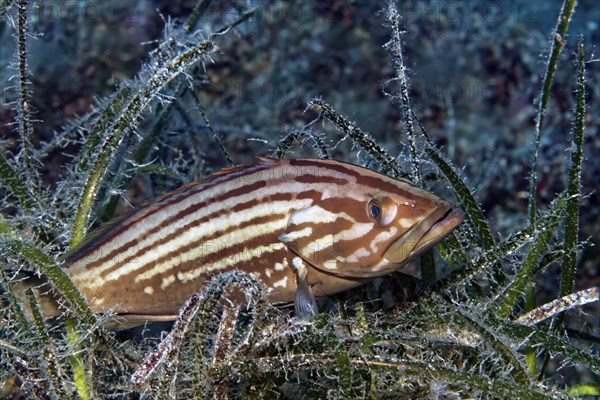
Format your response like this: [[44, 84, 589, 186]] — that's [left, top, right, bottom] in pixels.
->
[[383, 205, 464, 265]]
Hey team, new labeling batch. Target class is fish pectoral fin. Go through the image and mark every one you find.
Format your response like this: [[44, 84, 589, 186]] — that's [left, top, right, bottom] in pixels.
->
[[291, 256, 319, 318], [295, 274, 318, 318], [398, 259, 421, 280]]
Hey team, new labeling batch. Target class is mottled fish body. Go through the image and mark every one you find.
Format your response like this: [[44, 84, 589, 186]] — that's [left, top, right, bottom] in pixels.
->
[[64, 157, 463, 321]]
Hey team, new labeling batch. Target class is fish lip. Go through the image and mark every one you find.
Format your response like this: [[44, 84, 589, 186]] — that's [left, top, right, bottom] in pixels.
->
[[383, 206, 464, 264], [408, 207, 464, 258]]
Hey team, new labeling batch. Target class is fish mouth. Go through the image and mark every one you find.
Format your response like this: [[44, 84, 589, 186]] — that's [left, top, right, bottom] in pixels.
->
[[383, 206, 464, 264]]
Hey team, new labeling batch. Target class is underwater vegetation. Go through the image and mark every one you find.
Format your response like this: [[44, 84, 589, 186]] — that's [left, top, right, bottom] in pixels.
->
[[0, 0, 599, 398]]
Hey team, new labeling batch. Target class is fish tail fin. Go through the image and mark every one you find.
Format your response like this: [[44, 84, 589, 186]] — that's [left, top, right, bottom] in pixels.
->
[[2, 272, 63, 323]]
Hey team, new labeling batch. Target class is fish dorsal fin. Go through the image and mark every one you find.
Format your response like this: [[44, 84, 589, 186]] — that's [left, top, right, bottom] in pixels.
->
[[278, 206, 338, 273], [153, 156, 282, 201], [63, 211, 134, 266], [199, 156, 280, 180]]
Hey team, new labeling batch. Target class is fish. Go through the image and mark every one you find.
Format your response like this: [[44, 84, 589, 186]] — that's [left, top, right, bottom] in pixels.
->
[[21, 157, 463, 325]]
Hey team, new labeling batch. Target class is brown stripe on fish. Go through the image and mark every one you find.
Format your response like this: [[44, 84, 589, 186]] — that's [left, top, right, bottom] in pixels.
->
[[296, 190, 325, 201], [171, 232, 292, 283], [293, 174, 350, 186], [69, 165, 358, 282], [72, 201, 298, 289], [90, 246, 294, 315], [289, 158, 363, 180], [288, 158, 438, 204], [89, 186, 361, 303], [87, 191, 302, 275], [72, 179, 277, 273], [116, 212, 289, 284], [69, 178, 268, 267], [67, 160, 279, 266], [96, 193, 293, 277], [89, 158, 295, 246], [73, 180, 334, 285], [127, 232, 292, 307]]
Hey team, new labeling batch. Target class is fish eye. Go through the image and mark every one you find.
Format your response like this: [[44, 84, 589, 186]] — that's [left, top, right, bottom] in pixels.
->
[[369, 201, 381, 220], [367, 195, 397, 226]]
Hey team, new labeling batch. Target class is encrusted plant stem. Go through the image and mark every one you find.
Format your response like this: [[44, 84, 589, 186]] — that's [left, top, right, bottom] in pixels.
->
[[560, 35, 586, 298], [411, 195, 565, 309], [7, 355, 51, 400], [516, 287, 599, 326], [216, 355, 558, 399], [0, 267, 30, 330], [423, 144, 495, 252], [494, 209, 563, 318], [190, 89, 235, 166], [2, 240, 95, 323], [385, 2, 421, 186], [132, 271, 264, 397], [528, 0, 577, 224], [66, 317, 90, 400], [0, 0, 16, 16], [275, 129, 331, 160], [70, 40, 216, 248], [131, 292, 203, 389], [522, 0, 577, 376], [456, 309, 530, 384], [16, 0, 33, 177], [0, 154, 36, 208], [97, 101, 177, 222], [308, 98, 406, 179], [27, 289, 69, 399], [490, 317, 600, 376], [492, 250, 563, 318], [187, 0, 213, 33]]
